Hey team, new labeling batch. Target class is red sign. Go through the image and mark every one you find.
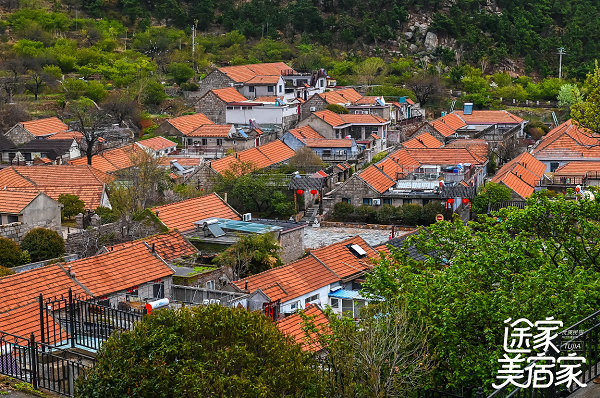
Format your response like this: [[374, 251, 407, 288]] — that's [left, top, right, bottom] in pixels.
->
[[435, 214, 444, 222]]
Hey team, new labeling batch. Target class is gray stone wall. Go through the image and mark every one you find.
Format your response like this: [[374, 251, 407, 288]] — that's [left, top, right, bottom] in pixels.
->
[[409, 123, 445, 143], [3, 125, 33, 146], [300, 96, 327, 120], [323, 175, 380, 214], [21, 194, 62, 232], [279, 228, 305, 263], [197, 70, 236, 97], [154, 121, 182, 137], [107, 277, 173, 307], [187, 164, 220, 193], [0, 222, 28, 242], [296, 115, 335, 139], [195, 91, 227, 124]]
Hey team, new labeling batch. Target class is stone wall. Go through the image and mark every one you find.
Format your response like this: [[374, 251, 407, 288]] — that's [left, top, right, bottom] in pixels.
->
[[3, 125, 33, 146], [300, 96, 327, 120], [322, 175, 380, 213], [187, 164, 220, 193], [195, 91, 227, 124], [0, 222, 28, 243], [197, 70, 236, 98], [279, 228, 305, 263]]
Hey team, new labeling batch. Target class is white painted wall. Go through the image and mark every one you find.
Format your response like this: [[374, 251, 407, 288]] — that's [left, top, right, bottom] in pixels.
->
[[226, 104, 298, 125]]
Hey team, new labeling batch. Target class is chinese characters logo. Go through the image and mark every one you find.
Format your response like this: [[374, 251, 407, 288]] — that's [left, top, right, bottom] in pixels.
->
[[493, 317, 586, 390]]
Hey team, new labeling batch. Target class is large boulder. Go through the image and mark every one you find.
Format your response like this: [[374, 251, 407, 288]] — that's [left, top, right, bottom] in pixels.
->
[[424, 31, 439, 52]]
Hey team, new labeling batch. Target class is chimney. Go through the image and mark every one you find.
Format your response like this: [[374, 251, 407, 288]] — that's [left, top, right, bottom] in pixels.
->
[[155, 210, 159, 217], [152, 243, 155, 253], [245, 280, 248, 290], [224, 192, 228, 202]]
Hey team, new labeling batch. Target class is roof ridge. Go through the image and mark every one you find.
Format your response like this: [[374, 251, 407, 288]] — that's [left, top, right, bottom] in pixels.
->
[[9, 166, 37, 187], [308, 252, 341, 279], [56, 262, 95, 297]]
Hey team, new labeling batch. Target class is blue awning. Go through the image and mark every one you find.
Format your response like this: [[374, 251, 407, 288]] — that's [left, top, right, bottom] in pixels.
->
[[328, 289, 367, 300]]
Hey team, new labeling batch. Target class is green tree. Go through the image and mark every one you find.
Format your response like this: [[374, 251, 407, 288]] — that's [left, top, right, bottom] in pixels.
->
[[325, 103, 349, 114], [58, 194, 85, 220], [356, 57, 386, 86], [0, 237, 29, 268], [332, 201, 354, 221], [167, 62, 194, 85], [75, 305, 322, 397], [572, 60, 600, 134], [558, 83, 582, 109], [214, 232, 282, 279], [141, 79, 167, 105], [471, 181, 513, 214], [20, 228, 65, 262]]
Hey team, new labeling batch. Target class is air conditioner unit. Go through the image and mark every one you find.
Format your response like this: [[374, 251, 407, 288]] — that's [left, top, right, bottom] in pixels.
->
[[203, 299, 210, 305], [310, 107, 316, 112], [243, 213, 252, 222], [373, 199, 381, 205]]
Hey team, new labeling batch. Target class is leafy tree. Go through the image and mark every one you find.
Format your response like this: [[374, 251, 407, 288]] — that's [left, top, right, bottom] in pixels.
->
[[325, 104, 349, 114], [58, 193, 85, 220], [75, 305, 322, 397], [572, 61, 600, 134], [558, 83, 582, 109], [167, 62, 194, 85], [364, 194, 600, 388], [399, 203, 422, 225], [141, 79, 167, 105], [20, 228, 65, 262], [288, 147, 326, 172], [471, 181, 513, 214], [214, 232, 282, 279], [356, 57, 386, 86], [0, 237, 29, 268]]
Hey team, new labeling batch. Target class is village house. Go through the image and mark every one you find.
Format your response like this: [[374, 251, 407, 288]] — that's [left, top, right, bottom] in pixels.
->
[[390, 97, 423, 124], [491, 151, 546, 201], [276, 304, 329, 353], [136, 136, 178, 157], [322, 144, 487, 212], [549, 161, 600, 188], [282, 125, 359, 162], [0, 165, 112, 210], [224, 96, 299, 131], [187, 140, 296, 192], [231, 236, 377, 319], [0, 240, 176, 342], [2, 117, 68, 145], [1, 138, 81, 164], [70, 143, 139, 175], [300, 87, 363, 120], [197, 62, 326, 101], [195, 87, 248, 124], [0, 191, 62, 242]]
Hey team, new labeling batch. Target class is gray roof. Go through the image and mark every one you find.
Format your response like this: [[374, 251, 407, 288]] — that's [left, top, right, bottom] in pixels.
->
[[377, 229, 433, 261], [3, 139, 74, 160], [288, 176, 326, 190], [252, 218, 308, 232]]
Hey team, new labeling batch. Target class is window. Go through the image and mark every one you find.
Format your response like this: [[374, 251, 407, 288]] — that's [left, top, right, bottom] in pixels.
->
[[126, 286, 139, 298], [353, 300, 365, 316], [201, 138, 208, 146], [305, 294, 319, 305], [342, 299, 353, 315], [227, 106, 234, 110], [216, 139, 223, 146], [330, 298, 339, 310], [363, 198, 373, 206], [383, 198, 393, 205], [322, 149, 331, 157], [267, 86, 274, 93], [278, 85, 283, 93], [550, 162, 560, 172], [249, 86, 254, 93], [153, 283, 164, 299], [206, 280, 216, 290], [342, 198, 351, 204], [7, 215, 18, 223], [290, 301, 300, 311], [422, 199, 430, 205], [404, 199, 412, 205]]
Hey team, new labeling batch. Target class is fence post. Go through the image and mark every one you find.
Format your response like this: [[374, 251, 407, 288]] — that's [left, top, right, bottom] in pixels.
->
[[69, 289, 76, 349], [38, 294, 45, 349], [29, 333, 38, 391]]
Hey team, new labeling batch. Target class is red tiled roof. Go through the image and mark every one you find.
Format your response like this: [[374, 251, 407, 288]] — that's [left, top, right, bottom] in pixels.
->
[[532, 119, 600, 159], [211, 87, 247, 103], [309, 235, 377, 278], [358, 165, 395, 193], [187, 124, 234, 138], [0, 165, 112, 209], [405, 147, 487, 165], [48, 131, 83, 141], [105, 230, 197, 261], [454, 110, 523, 124], [218, 62, 294, 83], [0, 190, 48, 214], [20, 117, 68, 137], [303, 138, 353, 148], [312, 170, 328, 178], [377, 157, 409, 180], [277, 304, 329, 352], [168, 113, 214, 135], [238, 147, 272, 169], [430, 114, 467, 137], [492, 152, 545, 199], [137, 136, 177, 152], [255, 140, 296, 165], [403, 133, 443, 149], [70, 144, 138, 174], [289, 126, 324, 140], [554, 161, 600, 176], [312, 110, 388, 127], [152, 193, 240, 233], [162, 157, 202, 167], [444, 139, 489, 159], [210, 140, 295, 175], [319, 88, 363, 104], [371, 133, 380, 140]]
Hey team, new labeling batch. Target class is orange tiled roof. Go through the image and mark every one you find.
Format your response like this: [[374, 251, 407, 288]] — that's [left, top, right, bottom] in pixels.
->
[[105, 230, 197, 261], [218, 62, 294, 83], [454, 110, 523, 124], [187, 124, 234, 138], [210, 140, 295, 175], [532, 119, 600, 159], [163, 157, 202, 167], [70, 144, 138, 174], [0, 190, 47, 214], [303, 138, 353, 148], [444, 139, 489, 159], [259, 139, 301, 159], [137, 136, 177, 151], [554, 161, 600, 176], [377, 157, 410, 180], [405, 147, 487, 165], [403, 133, 443, 149], [277, 304, 329, 352], [492, 152, 545, 199], [312, 110, 388, 127], [308, 235, 377, 278], [358, 165, 395, 193], [0, 165, 112, 209], [289, 126, 324, 140], [319, 88, 363, 104], [430, 114, 467, 137], [20, 117, 68, 137], [237, 147, 272, 169], [211, 87, 247, 103], [168, 113, 215, 135], [48, 130, 83, 141], [152, 193, 240, 233]]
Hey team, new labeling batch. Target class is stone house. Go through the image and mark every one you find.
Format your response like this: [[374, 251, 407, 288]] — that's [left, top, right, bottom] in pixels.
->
[[154, 113, 215, 137], [3, 117, 68, 145], [491, 151, 546, 200], [300, 87, 363, 120], [195, 87, 248, 124], [0, 190, 61, 228], [2, 139, 81, 164], [282, 126, 359, 162], [297, 109, 389, 142]]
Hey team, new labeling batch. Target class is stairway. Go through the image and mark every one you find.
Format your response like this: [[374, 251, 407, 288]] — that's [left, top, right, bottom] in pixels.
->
[[301, 205, 319, 225]]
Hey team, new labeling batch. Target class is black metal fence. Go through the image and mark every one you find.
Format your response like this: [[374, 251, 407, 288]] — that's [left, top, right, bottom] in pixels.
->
[[40, 290, 145, 352], [0, 331, 93, 396]]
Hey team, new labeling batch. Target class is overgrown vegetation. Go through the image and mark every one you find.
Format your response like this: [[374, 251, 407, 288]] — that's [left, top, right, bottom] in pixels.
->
[[331, 201, 444, 226]]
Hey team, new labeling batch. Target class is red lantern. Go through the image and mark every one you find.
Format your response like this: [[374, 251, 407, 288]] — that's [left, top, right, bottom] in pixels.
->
[[447, 198, 455, 204], [462, 198, 470, 205], [296, 189, 304, 195], [310, 189, 318, 195]]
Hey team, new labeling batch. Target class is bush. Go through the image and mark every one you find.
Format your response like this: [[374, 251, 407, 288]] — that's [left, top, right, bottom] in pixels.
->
[[58, 193, 85, 220], [95, 206, 118, 223], [180, 82, 199, 91], [167, 63, 194, 85], [420, 201, 444, 225], [399, 204, 422, 226], [326, 104, 349, 114], [375, 204, 397, 224], [20, 228, 65, 262], [332, 202, 354, 221], [141, 80, 167, 105], [0, 237, 29, 267], [354, 205, 376, 223]]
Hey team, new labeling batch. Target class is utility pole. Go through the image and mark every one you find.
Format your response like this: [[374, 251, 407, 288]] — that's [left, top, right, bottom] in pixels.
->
[[558, 47, 566, 79], [192, 20, 198, 71]]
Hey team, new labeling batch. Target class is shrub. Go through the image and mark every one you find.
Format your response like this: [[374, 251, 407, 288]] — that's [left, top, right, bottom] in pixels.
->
[[420, 201, 445, 225], [375, 204, 397, 224], [399, 204, 422, 226], [58, 193, 85, 220], [353, 205, 376, 223], [95, 206, 118, 223], [168, 62, 194, 85], [326, 104, 349, 114], [142, 80, 167, 105], [0, 237, 29, 267], [20, 228, 65, 262], [332, 202, 354, 221]]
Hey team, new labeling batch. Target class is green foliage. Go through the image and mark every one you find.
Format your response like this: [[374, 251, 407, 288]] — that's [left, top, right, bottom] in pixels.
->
[[94, 206, 119, 224], [141, 80, 167, 105], [558, 83, 582, 108], [363, 193, 600, 388], [75, 305, 322, 397], [0, 237, 29, 268], [167, 62, 194, 85], [471, 182, 513, 214], [62, 78, 108, 102], [572, 61, 600, 134], [20, 228, 65, 263], [214, 233, 282, 278], [325, 104, 348, 114], [58, 194, 85, 220], [367, 85, 416, 101], [332, 202, 354, 221], [331, 201, 443, 226]]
